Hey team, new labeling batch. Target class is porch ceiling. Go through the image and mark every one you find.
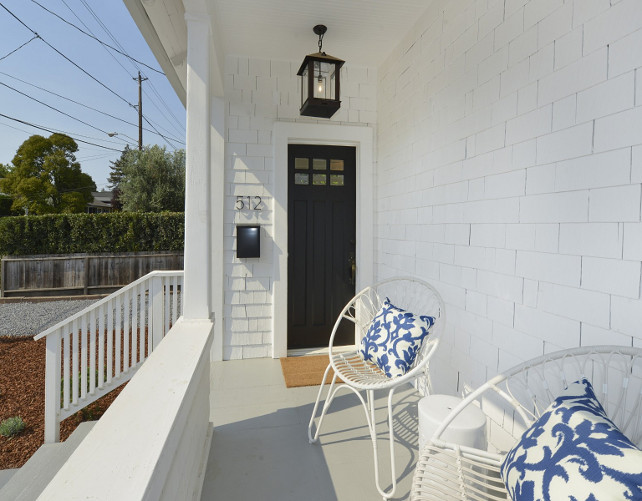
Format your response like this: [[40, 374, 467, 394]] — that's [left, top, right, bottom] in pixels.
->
[[124, 0, 431, 101], [209, 0, 431, 67]]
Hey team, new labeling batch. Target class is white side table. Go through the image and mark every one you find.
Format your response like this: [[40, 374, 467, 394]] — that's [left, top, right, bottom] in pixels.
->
[[418, 394, 486, 451]]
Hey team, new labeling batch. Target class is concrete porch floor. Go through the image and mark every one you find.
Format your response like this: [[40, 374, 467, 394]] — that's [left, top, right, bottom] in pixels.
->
[[202, 358, 422, 501]]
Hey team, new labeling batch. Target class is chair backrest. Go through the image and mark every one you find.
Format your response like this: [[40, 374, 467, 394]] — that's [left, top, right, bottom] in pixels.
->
[[330, 276, 446, 390], [438, 346, 642, 453]]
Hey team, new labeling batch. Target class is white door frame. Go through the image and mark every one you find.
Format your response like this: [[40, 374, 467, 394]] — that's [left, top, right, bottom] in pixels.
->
[[272, 122, 374, 358]]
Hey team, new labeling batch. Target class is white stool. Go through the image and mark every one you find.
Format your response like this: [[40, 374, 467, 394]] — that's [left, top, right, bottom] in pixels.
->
[[418, 394, 486, 451]]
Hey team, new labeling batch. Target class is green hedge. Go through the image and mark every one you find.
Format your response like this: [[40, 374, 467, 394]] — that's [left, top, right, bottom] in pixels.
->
[[0, 213, 184, 256]]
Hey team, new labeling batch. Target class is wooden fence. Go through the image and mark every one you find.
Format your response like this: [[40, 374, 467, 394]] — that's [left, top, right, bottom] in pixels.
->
[[0, 251, 184, 297]]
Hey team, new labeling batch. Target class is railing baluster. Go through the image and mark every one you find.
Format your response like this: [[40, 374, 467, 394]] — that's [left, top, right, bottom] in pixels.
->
[[63, 329, 70, 410], [139, 283, 145, 361], [107, 299, 113, 384], [172, 275, 179, 325], [44, 329, 62, 443], [115, 295, 122, 378], [90, 309, 96, 394], [98, 304, 105, 389], [178, 275, 184, 317], [151, 275, 163, 350], [146, 282, 152, 356], [164, 276, 170, 334], [124, 288, 130, 372], [132, 286, 138, 365], [81, 313, 87, 400], [72, 318, 79, 405]]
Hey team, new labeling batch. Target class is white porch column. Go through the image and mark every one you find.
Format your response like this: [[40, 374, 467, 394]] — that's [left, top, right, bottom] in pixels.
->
[[210, 96, 225, 360], [183, 13, 212, 319]]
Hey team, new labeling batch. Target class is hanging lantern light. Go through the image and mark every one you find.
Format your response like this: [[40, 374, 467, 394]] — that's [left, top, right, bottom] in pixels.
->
[[297, 25, 345, 119]]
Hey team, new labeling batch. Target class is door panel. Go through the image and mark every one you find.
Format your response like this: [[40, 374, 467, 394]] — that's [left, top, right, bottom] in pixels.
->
[[288, 144, 356, 349]]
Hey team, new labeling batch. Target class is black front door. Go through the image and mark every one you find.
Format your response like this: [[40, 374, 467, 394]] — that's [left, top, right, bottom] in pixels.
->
[[287, 144, 356, 349]]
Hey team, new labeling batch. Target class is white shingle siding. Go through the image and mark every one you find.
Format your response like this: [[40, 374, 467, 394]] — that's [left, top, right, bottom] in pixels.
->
[[377, 0, 642, 392], [222, 55, 376, 359]]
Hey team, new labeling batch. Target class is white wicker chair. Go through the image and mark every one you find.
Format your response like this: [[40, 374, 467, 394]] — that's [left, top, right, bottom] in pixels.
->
[[410, 345, 642, 501], [307, 277, 446, 500]]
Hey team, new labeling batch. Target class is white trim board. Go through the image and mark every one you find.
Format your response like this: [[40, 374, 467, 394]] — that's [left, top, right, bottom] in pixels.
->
[[272, 122, 375, 358]]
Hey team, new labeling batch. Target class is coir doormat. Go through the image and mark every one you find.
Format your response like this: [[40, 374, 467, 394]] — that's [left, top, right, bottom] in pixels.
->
[[280, 355, 343, 388]]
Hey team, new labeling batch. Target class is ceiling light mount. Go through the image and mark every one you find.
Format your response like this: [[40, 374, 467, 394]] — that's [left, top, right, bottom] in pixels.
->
[[313, 24, 327, 52]]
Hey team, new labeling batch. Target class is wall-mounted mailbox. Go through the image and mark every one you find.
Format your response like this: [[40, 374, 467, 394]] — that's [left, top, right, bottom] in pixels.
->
[[237, 225, 260, 258]]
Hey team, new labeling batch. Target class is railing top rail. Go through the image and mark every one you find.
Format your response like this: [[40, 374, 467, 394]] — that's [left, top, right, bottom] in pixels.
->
[[34, 270, 184, 341]]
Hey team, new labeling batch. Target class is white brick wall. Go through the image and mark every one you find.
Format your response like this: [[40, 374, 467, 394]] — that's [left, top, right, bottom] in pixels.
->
[[223, 55, 376, 359], [377, 0, 642, 394]]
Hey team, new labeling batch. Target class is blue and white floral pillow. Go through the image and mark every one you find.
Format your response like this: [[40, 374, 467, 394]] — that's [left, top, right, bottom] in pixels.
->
[[501, 378, 642, 501], [358, 298, 435, 378]]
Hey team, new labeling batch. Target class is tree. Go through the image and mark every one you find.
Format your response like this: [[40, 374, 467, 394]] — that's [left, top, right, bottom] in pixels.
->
[[107, 145, 131, 211], [108, 145, 130, 190], [117, 145, 185, 212], [0, 163, 11, 216], [0, 134, 96, 214]]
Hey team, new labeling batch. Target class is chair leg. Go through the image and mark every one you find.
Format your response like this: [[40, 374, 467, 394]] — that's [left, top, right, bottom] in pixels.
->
[[309, 370, 399, 500], [365, 388, 398, 500], [307, 363, 338, 444]]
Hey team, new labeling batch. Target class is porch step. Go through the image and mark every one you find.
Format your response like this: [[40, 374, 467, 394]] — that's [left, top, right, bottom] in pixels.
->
[[0, 421, 96, 501], [0, 469, 17, 491]]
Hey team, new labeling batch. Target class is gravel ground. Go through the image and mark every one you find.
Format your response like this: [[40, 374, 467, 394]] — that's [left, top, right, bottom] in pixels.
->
[[0, 300, 98, 337]]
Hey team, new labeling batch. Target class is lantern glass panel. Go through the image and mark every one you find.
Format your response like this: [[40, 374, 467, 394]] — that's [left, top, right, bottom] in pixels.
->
[[310, 61, 337, 100], [300, 64, 309, 107], [329, 65, 337, 100]]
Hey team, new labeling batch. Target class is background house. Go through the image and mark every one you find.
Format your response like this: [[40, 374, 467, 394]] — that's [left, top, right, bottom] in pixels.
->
[[86, 191, 115, 213]]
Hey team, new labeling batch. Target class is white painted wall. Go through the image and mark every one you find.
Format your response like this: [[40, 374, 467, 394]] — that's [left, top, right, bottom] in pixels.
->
[[377, 0, 642, 393], [222, 55, 377, 359]]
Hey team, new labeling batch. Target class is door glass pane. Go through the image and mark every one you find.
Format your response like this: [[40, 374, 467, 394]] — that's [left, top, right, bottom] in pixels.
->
[[330, 174, 344, 186], [313, 158, 326, 170], [295, 158, 309, 170], [295, 173, 309, 185], [330, 159, 344, 171], [313, 174, 327, 185]]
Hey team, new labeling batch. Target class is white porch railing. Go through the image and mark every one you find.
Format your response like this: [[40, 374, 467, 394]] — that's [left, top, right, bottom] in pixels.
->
[[34, 270, 184, 443]]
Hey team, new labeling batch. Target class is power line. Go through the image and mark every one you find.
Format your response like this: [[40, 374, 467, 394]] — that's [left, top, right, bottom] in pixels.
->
[[0, 71, 185, 144], [0, 35, 38, 61], [77, 153, 114, 162], [144, 113, 184, 144], [0, 1, 136, 109], [58, 0, 135, 80], [0, 113, 123, 152], [0, 116, 133, 148], [143, 86, 186, 137], [30, 0, 164, 75], [0, 2, 185, 151], [0, 72, 184, 144], [142, 116, 178, 150], [59, 0, 186, 144], [77, 0, 186, 137], [63, 0, 186, 143], [0, 80, 136, 147]]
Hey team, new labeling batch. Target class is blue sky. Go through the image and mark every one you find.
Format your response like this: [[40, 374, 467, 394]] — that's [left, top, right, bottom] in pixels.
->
[[0, 0, 185, 190]]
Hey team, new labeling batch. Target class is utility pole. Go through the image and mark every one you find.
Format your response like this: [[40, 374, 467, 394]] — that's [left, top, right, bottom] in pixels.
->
[[134, 71, 148, 150]]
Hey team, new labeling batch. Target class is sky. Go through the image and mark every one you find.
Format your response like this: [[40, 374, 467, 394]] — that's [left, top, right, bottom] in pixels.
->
[[0, 0, 186, 190]]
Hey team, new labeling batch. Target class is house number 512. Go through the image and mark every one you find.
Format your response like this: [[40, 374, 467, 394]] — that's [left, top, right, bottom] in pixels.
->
[[235, 196, 262, 211]]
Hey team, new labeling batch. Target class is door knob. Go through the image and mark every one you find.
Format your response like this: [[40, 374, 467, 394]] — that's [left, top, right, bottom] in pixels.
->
[[348, 255, 356, 286]]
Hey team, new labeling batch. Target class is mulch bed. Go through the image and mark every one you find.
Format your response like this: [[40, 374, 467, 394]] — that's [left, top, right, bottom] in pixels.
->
[[0, 336, 125, 469]]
